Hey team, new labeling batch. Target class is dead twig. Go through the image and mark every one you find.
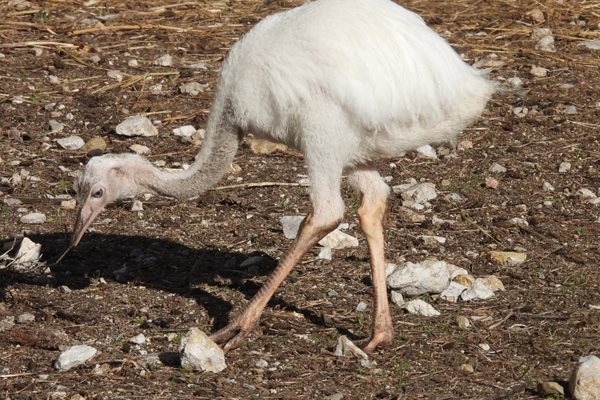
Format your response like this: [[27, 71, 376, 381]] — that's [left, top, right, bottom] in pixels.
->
[[0, 41, 77, 49]]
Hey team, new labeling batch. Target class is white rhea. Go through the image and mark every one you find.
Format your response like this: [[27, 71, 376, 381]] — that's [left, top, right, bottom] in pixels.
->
[[68, 0, 494, 352]]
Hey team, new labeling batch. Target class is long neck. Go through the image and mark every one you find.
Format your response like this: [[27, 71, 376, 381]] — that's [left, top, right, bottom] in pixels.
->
[[138, 103, 241, 200]]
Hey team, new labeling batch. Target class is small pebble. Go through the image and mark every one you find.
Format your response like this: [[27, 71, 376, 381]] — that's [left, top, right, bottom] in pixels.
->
[[154, 54, 173, 67], [485, 177, 499, 189], [107, 70, 124, 82], [131, 200, 144, 212], [129, 333, 146, 345], [130, 144, 151, 155], [489, 163, 507, 173], [17, 313, 35, 324], [355, 301, 368, 312], [456, 315, 471, 330], [58, 285, 72, 293], [530, 66, 548, 77], [460, 363, 475, 374], [20, 212, 46, 224], [559, 162, 571, 173], [54, 345, 98, 371], [56, 135, 85, 150], [49, 119, 64, 133], [179, 82, 207, 96]]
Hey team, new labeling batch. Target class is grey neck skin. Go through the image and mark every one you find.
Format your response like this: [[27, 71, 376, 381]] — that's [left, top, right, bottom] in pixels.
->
[[136, 107, 241, 200]]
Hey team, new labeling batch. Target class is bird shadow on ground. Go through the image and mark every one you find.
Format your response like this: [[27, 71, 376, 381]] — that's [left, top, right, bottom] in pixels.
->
[[0, 233, 356, 339]]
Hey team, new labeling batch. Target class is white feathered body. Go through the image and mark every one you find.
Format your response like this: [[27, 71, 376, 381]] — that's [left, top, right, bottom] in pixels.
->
[[213, 0, 493, 167]]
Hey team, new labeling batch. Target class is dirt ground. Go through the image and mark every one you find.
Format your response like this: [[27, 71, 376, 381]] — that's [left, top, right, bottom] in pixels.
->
[[1, 0, 599, 399]]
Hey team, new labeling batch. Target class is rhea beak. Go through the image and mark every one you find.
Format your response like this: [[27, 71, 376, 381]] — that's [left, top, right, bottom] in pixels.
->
[[56, 201, 104, 263], [70, 204, 104, 248]]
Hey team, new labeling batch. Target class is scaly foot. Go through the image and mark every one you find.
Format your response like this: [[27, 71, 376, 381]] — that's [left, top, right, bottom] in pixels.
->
[[210, 319, 258, 352]]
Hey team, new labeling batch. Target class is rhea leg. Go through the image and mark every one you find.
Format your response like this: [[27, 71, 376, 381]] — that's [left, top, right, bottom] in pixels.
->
[[211, 164, 344, 351], [347, 166, 394, 352]]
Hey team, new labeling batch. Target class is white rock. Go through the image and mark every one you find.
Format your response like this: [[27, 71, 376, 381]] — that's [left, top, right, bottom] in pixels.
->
[[150, 83, 163, 95], [446, 264, 469, 280], [479, 275, 505, 292], [49, 75, 60, 84], [403, 299, 440, 317], [393, 182, 437, 209], [513, 106, 528, 117], [473, 53, 505, 69], [461, 279, 495, 301], [489, 251, 528, 266], [107, 69, 124, 82], [49, 119, 64, 133], [416, 144, 437, 159], [0, 316, 15, 332], [280, 216, 305, 239], [16, 313, 35, 323], [562, 105, 577, 114], [255, 359, 268, 368], [559, 162, 571, 173], [570, 355, 600, 400], [154, 54, 173, 67], [390, 290, 404, 306], [116, 115, 158, 137], [417, 235, 446, 247], [489, 163, 507, 173], [179, 82, 207, 96], [456, 315, 471, 330], [479, 343, 491, 351], [355, 301, 368, 312], [318, 229, 359, 250], [128, 59, 139, 67], [387, 259, 452, 296], [13, 237, 42, 269], [530, 66, 548, 77], [179, 328, 226, 372], [172, 125, 196, 138], [507, 77, 523, 88], [61, 199, 77, 210], [131, 200, 144, 212], [385, 263, 397, 277], [578, 40, 600, 50], [20, 212, 46, 224], [56, 135, 85, 150], [129, 333, 146, 345], [532, 28, 556, 52], [543, 181, 555, 191], [54, 345, 98, 371], [440, 281, 469, 302], [510, 217, 529, 228], [576, 188, 597, 202], [334, 335, 373, 368], [318, 246, 332, 261], [4, 197, 22, 206], [130, 144, 151, 155]]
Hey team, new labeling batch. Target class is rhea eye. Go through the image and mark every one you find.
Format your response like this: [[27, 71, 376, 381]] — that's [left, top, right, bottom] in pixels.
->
[[91, 188, 104, 198]]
